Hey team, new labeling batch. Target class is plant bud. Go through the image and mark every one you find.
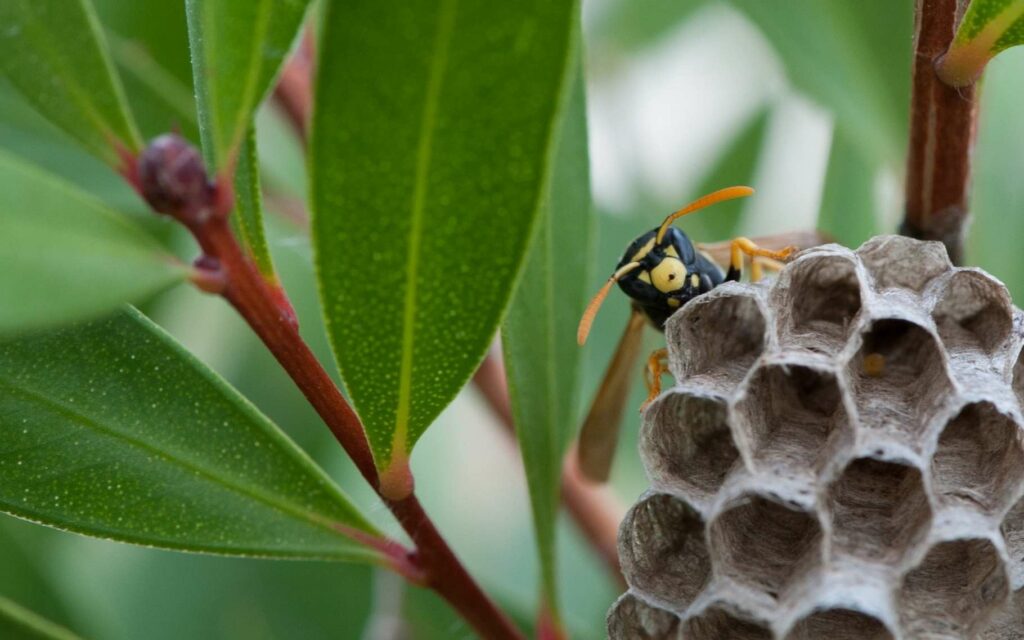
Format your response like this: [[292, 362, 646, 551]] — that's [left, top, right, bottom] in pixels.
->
[[137, 134, 212, 219]]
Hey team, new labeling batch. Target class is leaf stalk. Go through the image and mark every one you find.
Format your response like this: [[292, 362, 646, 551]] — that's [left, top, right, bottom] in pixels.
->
[[132, 135, 525, 640]]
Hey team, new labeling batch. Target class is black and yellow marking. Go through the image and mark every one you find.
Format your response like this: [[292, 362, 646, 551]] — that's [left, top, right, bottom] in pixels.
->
[[575, 186, 799, 483]]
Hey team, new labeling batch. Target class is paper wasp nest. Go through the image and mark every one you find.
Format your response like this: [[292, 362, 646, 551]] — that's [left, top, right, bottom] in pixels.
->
[[608, 236, 1024, 639]]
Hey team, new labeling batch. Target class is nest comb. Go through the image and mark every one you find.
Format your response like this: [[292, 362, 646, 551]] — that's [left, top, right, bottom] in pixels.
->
[[608, 236, 1024, 640]]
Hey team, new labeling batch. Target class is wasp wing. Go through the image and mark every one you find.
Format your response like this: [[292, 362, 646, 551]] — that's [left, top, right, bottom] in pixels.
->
[[576, 307, 647, 483]]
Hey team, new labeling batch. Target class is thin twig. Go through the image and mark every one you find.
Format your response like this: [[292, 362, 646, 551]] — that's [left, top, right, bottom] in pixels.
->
[[198, 216, 524, 640], [130, 137, 524, 640], [273, 26, 315, 143], [473, 352, 627, 588], [273, 25, 628, 590], [902, 0, 977, 265]]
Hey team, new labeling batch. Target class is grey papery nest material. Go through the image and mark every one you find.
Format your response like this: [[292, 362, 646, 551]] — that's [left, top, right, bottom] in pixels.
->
[[608, 236, 1024, 640]]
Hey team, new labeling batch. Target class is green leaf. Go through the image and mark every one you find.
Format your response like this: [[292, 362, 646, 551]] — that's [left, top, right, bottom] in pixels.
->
[[0, 0, 142, 167], [730, 0, 911, 166], [0, 151, 185, 335], [939, 0, 1024, 85], [501, 54, 591, 614], [0, 308, 382, 562], [185, 0, 311, 170], [234, 126, 277, 278], [311, 0, 580, 494], [97, 0, 199, 141], [818, 129, 879, 247], [106, 30, 198, 141], [0, 597, 81, 640]]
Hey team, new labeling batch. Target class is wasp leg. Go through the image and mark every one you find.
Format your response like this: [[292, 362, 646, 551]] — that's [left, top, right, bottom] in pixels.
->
[[726, 237, 797, 282], [641, 347, 670, 411], [751, 256, 787, 282]]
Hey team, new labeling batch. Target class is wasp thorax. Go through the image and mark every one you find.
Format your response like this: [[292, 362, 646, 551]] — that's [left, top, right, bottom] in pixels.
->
[[610, 236, 1024, 639]]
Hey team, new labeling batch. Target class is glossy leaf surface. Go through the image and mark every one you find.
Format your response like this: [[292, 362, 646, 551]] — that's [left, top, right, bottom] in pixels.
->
[[311, 0, 578, 487], [0, 309, 380, 562], [185, 0, 310, 169], [0, 151, 184, 334], [0, 0, 141, 166], [501, 58, 591, 610]]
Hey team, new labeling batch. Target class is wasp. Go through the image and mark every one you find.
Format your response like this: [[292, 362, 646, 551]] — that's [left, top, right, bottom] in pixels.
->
[[574, 186, 797, 482]]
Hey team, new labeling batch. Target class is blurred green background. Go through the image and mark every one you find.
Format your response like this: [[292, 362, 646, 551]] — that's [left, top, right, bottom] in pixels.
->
[[2, 0, 1023, 638]]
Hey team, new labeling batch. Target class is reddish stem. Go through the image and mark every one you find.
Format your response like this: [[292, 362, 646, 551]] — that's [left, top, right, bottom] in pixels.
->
[[473, 353, 627, 588], [266, 27, 522, 635], [537, 604, 567, 640], [184, 213, 523, 640], [272, 24, 626, 589], [273, 27, 315, 143], [902, 0, 977, 264]]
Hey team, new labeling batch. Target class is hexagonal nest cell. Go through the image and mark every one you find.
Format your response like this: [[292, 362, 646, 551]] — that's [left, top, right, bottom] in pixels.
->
[[932, 270, 1013, 355], [1001, 497, 1024, 590], [1012, 344, 1024, 405], [828, 457, 931, 563], [899, 538, 1009, 637], [682, 606, 773, 640], [620, 493, 711, 609], [775, 254, 862, 353], [784, 608, 894, 640], [857, 235, 951, 292], [849, 318, 952, 446], [666, 290, 766, 391], [932, 402, 1024, 515], [642, 391, 740, 501], [606, 593, 680, 640], [614, 237, 1024, 638], [736, 362, 848, 480], [709, 493, 822, 600]]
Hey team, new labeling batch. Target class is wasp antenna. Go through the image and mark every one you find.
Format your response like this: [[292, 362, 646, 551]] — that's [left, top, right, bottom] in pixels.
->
[[655, 186, 755, 244], [577, 262, 642, 346]]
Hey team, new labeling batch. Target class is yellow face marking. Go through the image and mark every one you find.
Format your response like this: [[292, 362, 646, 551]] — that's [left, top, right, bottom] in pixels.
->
[[664, 245, 679, 258], [651, 258, 687, 293], [667, 298, 681, 308], [630, 237, 656, 262], [638, 271, 651, 284], [691, 274, 700, 289]]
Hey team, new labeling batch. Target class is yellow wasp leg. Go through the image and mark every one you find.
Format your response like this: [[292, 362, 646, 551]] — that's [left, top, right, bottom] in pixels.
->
[[751, 256, 787, 282], [641, 347, 670, 411], [725, 237, 796, 282]]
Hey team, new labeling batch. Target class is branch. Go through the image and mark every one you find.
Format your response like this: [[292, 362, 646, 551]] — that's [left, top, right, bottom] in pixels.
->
[[272, 30, 626, 588], [133, 136, 524, 640], [472, 352, 627, 588], [272, 26, 314, 143], [902, 0, 978, 265]]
